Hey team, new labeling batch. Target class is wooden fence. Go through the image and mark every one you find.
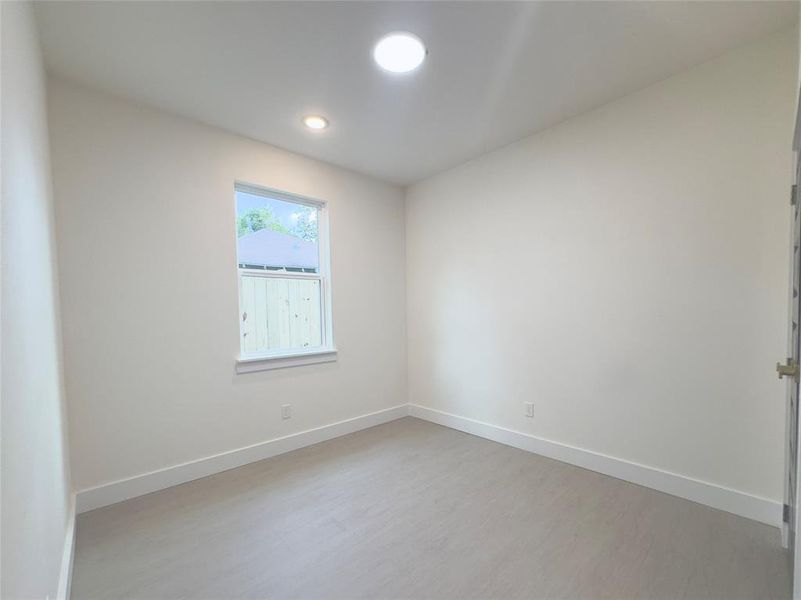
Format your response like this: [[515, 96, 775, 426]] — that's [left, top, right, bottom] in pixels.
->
[[239, 275, 322, 353]]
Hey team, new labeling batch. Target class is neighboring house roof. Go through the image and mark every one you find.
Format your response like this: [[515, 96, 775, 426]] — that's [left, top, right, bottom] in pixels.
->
[[237, 228, 318, 270]]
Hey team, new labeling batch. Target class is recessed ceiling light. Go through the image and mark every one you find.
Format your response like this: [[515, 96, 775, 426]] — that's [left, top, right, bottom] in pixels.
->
[[302, 115, 329, 130], [373, 32, 426, 74]]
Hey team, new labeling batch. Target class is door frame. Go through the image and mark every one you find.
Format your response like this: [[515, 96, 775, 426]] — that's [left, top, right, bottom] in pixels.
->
[[788, 82, 801, 600]]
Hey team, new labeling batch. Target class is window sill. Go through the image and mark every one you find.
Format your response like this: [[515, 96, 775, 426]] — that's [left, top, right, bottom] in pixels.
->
[[235, 348, 338, 374]]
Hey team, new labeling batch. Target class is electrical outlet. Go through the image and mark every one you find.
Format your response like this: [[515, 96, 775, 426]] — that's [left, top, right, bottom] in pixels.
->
[[281, 404, 292, 420], [524, 402, 534, 418]]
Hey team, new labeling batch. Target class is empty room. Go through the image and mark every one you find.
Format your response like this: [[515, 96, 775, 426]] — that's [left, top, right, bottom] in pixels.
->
[[4, 1, 801, 598]]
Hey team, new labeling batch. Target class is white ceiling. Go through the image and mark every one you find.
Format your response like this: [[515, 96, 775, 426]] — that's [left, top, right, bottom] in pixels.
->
[[35, 1, 797, 186]]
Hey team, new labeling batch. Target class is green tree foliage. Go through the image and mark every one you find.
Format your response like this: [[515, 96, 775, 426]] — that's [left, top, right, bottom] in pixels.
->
[[290, 206, 318, 242], [237, 204, 318, 243], [237, 207, 289, 237]]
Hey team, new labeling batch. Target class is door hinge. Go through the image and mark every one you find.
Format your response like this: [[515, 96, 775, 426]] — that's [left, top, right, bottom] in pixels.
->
[[792, 184, 798, 206], [784, 503, 791, 523], [777, 359, 799, 380]]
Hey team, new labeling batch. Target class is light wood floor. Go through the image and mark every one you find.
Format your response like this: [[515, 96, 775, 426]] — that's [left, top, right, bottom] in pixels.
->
[[72, 417, 790, 599]]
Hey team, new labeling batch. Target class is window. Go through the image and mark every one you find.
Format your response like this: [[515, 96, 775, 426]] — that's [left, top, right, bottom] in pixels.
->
[[234, 183, 335, 372]]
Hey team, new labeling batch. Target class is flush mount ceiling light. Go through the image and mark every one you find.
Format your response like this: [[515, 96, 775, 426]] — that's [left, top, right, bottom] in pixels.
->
[[373, 32, 426, 73], [302, 115, 329, 130]]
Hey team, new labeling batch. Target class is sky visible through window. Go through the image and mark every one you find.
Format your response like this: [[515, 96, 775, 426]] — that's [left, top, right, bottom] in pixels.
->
[[236, 191, 304, 230]]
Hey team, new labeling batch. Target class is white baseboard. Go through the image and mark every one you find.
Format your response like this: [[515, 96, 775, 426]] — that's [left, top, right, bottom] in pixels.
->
[[75, 402, 781, 529], [76, 405, 409, 513], [409, 404, 782, 528], [57, 494, 76, 600]]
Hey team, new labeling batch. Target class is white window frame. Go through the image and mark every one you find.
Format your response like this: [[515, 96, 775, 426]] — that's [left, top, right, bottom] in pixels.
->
[[234, 182, 336, 373]]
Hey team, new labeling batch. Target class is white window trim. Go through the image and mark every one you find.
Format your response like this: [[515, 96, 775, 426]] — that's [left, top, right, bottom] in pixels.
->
[[234, 182, 336, 373], [236, 347, 338, 374]]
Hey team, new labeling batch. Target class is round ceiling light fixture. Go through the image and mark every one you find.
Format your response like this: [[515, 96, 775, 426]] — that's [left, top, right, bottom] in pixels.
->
[[373, 32, 426, 73], [302, 115, 329, 130]]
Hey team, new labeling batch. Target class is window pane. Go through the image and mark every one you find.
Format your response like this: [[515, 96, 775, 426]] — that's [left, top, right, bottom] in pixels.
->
[[240, 276, 322, 353], [236, 190, 319, 272]]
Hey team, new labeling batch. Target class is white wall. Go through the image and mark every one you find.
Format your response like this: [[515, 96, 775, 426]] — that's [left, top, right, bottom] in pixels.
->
[[1, 3, 72, 599], [47, 79, 407, 492], [406, 29, 797, 503]]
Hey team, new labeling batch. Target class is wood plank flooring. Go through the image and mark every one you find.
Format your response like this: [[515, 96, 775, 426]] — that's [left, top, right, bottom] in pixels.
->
[[72, 417, 791, 599]]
